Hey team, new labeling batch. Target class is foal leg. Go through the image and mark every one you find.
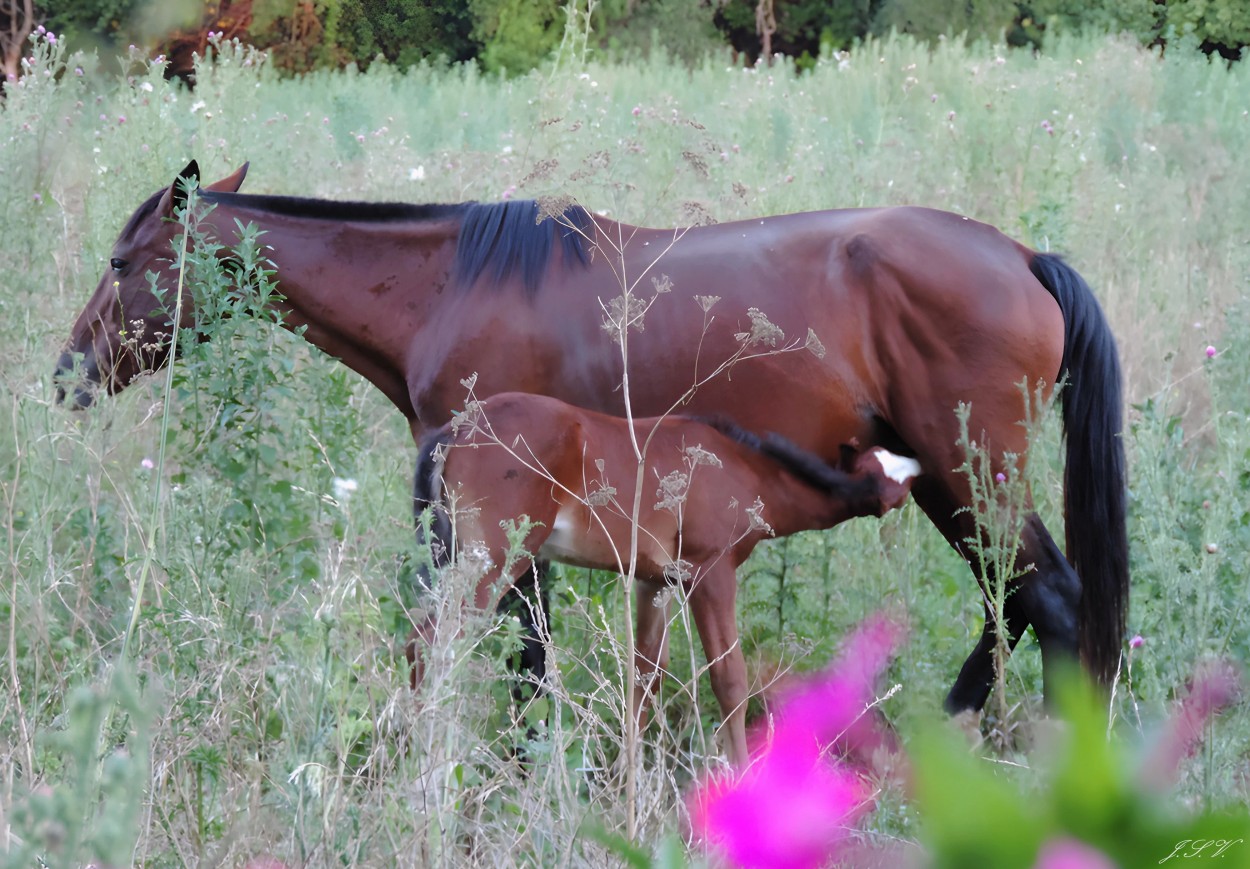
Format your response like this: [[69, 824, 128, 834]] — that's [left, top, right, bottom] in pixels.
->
[[633, 579, 673, 733], [503, 561, 552, 703], [689, 564, 750, 766]]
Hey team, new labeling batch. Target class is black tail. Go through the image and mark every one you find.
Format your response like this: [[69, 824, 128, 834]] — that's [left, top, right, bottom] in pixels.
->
[[1030, 252, 1129, 688], [698, 416, 881, 510], [413, 428, 455, 589]]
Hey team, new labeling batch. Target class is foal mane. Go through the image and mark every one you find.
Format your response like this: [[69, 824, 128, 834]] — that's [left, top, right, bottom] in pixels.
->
[[197, 191, 594, 296], [695, 415, 874, 500]]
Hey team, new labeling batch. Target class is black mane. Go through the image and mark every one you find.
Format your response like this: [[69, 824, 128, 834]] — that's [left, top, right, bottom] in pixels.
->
[[197, 191, 593, 295], [695, 415, 876, 502], [454, 200, 593, 294], [200, 190, 466, 224]]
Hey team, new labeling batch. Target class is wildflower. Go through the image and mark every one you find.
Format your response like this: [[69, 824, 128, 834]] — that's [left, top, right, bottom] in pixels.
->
[[501, 184, 517, 200], [1206, 542, 1218, 554], [690, 614, 904, 869], [32, 192, 41, 204], [1205, 345, 1217, 358], [117, 115, 126, 124], [332, 477, 358, 502], [1129, 635, 1144, 650], [36, 24, 45, 34], [47, 32, 57, 44], [408, 166, 425, 181], [1138, 660, 1240, 792], [355, 134, 364, 144], [1033, 837, 1117, 869], [1041, 119, 1054, 135], [947, 110, 956, 121], [692, 743, 867, 869], [995, 472, 1007, 483], [931, 93, 938, 102], [632, 105, 641, 116]]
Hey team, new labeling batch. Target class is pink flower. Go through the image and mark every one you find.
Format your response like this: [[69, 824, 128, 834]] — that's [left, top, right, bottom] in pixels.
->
[[501, 185, 517, 200], [1138, 660, 1240, 792], [1128, 634, 1144, 650], [1033, 837, 1116, 869], [690, 614, 904, 868], [631, 105, 641, 116], [691, 745, 868, 869], [1205, 345, 1217, 358], [1041, 119, 1054, 135], [995, 472, 1007, 483], [140, 458, 155, 470]]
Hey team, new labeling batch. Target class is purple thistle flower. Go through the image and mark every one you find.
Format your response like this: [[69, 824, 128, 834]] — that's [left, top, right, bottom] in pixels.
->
[[995, 472, 1007, 483], [690, 614, 904, 868], [1205, 345, 1217, 358], [1129, 634, 1144, 650]]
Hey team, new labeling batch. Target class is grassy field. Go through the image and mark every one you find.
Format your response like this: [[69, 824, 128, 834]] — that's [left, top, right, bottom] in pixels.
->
[[2, 26, 1249, 867]]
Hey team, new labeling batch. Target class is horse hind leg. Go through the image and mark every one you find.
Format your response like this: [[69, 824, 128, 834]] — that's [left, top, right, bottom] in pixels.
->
[[633, 579, 674, 734], [688, 563, 750, 766], [910, 478, 1079, 715]]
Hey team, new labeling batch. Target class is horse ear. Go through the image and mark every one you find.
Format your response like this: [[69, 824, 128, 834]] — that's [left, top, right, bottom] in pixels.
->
[[205, 162, 249, 193], [158, 160, 202, 217]]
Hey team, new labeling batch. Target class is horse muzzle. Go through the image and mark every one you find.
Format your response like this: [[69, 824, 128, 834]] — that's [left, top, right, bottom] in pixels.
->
[[53, 348, 101, 409]]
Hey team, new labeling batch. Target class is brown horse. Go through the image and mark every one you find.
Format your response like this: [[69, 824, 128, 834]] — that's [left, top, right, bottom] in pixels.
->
[[408, 391, 920, 763], [56, 160, 1128, 713]]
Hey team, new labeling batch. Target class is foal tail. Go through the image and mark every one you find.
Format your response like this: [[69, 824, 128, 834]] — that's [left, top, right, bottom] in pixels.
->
[[413, 428, 455, 588], [1030, 252, 1128, 689]]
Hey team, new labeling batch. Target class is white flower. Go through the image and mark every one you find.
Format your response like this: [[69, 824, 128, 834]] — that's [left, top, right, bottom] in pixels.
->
[[408, 165, 425, 181], [333, 477, 359, 502]]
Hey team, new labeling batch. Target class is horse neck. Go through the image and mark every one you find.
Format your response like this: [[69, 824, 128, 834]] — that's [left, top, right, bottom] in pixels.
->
[[200, 197, 460, 418]]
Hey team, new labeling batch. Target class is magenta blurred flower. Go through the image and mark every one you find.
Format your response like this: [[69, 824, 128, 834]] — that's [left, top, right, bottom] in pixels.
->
[[631, 105, 641, 116], [1128, 634, 1144, 650], [1205, 345, 1217, 358], [1139, 660, 1241, 793], [690, 614, 904, 868], [995, 472, 1007, 483], [1041, 119, 1054, 135], [1033, 837, 1117, 869], [691, 743, 868, 869]]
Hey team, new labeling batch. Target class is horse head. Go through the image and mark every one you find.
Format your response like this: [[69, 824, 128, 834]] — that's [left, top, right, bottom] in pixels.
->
[[54, 160, 248, 407]]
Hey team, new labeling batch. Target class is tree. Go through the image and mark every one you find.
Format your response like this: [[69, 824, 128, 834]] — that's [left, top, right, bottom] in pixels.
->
[[1, 0, 36, 86]]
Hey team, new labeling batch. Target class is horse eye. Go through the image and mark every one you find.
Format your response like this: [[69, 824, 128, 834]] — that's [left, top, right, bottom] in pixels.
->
[[110, 258, 127, 271]]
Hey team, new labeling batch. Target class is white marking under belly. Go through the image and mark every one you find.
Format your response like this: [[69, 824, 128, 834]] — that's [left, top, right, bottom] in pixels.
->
[[539, 504, 596, 566], [871, 448, 922, 484]]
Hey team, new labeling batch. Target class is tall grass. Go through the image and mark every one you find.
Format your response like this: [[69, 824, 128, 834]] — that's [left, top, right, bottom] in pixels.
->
[[2, 27, 1248, 866]]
